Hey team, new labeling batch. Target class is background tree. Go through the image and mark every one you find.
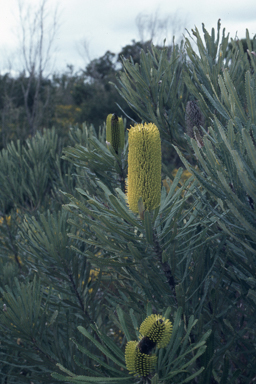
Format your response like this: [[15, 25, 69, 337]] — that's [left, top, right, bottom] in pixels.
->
[[0, 9, 185, 150], [136, 10, 186, 45], [17, 0, 59, 136], [0, 73, 19, 147], [117, 40, 152, 64]]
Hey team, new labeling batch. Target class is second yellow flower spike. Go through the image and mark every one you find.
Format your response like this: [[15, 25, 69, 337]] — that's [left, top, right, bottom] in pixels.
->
[[106, 114, 124, 153]]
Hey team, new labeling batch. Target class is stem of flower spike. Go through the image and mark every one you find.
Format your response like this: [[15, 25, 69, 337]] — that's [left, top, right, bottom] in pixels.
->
[[153, 231, 177, 305]]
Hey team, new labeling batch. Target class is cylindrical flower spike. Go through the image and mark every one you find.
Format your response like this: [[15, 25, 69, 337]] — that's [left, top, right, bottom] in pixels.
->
[[139, 314, 173, 349], [106, 113, 124, 153], [125, 341, 157, 377], [126, 123, 161, 213]]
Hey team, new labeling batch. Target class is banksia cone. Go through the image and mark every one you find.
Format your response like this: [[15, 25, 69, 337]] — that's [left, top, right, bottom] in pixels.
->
[[139, 314, 173, 349], [106, 114, 124, 153], [185, 100, 205, 146], [125, 314, 172, 377], [125, 340, 157, 377], [126, 123, 161, 213]]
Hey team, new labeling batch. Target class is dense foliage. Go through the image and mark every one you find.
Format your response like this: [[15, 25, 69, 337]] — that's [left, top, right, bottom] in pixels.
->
[[0, 21, 256, 383]]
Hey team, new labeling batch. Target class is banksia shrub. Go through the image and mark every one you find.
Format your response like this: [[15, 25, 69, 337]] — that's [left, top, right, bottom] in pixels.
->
[[106, 113, 124, 152], [126, 123, 161, 213], [125, 340, 157, 377]]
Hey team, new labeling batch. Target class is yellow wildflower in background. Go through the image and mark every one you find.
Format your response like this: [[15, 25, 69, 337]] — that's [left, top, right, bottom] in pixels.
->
[[88, 268, 100, 283], [0, 215, 11, 226], [172, 168, 192, 181], [163, 169, 192, 194], [126, 123, 161, 213], [88, 268, 100, 294]]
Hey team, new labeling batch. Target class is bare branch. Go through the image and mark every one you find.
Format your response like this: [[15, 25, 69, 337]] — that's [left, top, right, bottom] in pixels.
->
[[76, 37, 91, 65], [16, 0, 60, 135], [135, 10, 187, 45], [17, 0, 59, 77]]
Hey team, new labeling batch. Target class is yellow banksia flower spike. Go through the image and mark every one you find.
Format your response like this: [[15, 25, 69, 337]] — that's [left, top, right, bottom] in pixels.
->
[[125, 340, 157, 377], [139, 314, 173, 349], [126, 123, 161, 213], [106, 114, 124, 153]]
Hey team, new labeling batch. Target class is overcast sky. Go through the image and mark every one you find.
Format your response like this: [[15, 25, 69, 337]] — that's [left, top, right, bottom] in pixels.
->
[[1, 0, 256, 75]]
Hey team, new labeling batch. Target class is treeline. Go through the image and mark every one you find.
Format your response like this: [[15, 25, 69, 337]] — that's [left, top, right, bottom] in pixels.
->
[[0, 34, 253, 169], [0, 40, 165, 149]]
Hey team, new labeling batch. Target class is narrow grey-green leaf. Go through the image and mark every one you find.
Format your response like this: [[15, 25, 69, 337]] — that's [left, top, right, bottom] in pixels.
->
[[144, 210, 153, 245]]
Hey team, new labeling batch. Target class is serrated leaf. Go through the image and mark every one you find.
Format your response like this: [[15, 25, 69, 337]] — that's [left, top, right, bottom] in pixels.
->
[[77, 326, 126, 368], [52, 372, 131, 383], [108, 195, 143, 229], [180, 366, 205, 383], [151, 373, 159, 384], [242, 128, 256, 171], [245, 70, 256, 124], [143, 211, 153, 244], [90, 324, 126, 364], [71, 339, 124, 375], [247, 289, 256, 304], [223, 69, 246, 122], [116, 306, 132, 341]]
